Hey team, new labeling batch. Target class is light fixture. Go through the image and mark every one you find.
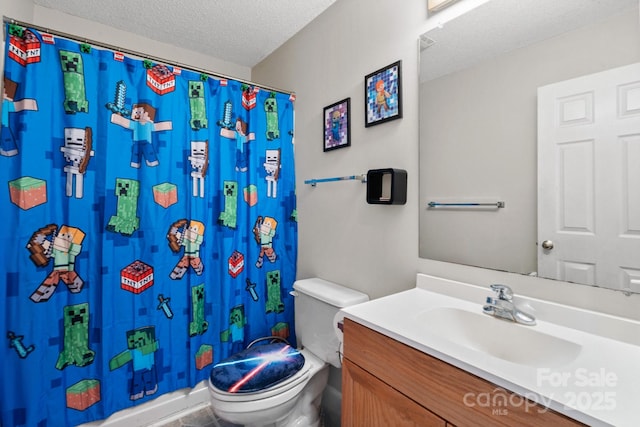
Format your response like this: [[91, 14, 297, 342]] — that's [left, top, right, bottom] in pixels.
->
[[427, 0, 462, 13]]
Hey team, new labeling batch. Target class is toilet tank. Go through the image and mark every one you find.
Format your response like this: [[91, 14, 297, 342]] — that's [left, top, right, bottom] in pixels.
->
[[293, 278, 369, 368]]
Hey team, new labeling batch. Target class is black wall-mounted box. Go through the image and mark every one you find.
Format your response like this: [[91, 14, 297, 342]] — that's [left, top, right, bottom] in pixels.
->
[[366, 168, 407, 205]]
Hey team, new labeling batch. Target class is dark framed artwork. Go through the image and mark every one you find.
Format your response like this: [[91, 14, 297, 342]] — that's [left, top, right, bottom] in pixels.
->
[[323, 97, 351, 151], [364, 60, 403, 127]]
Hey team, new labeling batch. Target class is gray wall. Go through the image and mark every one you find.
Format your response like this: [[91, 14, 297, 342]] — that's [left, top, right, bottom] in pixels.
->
[[253, 0, 422, 300], [253, 0, 640, 319]]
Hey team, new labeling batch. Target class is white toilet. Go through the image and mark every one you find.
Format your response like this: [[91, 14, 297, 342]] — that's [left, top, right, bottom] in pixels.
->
[[208, 278, 369, 427]]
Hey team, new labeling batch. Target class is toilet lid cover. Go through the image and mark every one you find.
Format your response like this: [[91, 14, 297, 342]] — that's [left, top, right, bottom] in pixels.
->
[[210, 342, 305, 393]]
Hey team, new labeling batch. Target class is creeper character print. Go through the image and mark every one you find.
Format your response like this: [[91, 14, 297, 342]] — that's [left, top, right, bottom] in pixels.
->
[[106, 178, 140, 236], [56, 302, 95, 370]]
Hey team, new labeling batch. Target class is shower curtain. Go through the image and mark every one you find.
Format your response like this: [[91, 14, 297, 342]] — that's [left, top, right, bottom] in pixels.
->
[[1, 24, 297, 427]]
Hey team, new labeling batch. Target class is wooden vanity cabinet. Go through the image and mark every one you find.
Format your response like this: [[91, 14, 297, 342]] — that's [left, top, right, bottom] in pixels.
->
[[342, 358, 446, 426], [341, 319, 584, 427]]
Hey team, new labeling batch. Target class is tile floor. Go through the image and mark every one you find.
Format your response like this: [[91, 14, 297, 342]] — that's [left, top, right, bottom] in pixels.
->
[[160, 403, 329, 427], [159, 405, 239, 427]]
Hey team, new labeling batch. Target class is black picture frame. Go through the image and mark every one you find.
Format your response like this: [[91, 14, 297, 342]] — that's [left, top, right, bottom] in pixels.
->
[[323, 97, 351, 151], [364, 60, 403, 127]]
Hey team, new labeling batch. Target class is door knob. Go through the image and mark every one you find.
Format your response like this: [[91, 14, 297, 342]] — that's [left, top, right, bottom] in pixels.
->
[[541, 240, 554, 250]]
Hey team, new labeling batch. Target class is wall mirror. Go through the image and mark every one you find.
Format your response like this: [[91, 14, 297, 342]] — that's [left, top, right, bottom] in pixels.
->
[[419, 0, 640, 294]]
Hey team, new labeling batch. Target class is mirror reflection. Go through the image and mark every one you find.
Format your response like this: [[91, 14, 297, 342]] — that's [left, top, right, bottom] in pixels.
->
[[419, 0, 640, 293]]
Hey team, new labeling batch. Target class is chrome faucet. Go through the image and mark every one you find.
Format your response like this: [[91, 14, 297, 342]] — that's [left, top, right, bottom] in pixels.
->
[[482, 284, 536, 326]]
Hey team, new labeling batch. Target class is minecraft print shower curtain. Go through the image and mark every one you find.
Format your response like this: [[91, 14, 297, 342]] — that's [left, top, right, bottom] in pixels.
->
[[1, 24, 297, 427]]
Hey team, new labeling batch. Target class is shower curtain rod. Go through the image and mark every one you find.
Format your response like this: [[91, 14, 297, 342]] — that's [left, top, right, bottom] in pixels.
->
[[3, 16, 295, 96]]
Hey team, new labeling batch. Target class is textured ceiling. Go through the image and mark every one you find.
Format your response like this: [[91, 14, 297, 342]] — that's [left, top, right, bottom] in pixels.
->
[[31, 0, 337, 67], [420, 0, 639, 82]]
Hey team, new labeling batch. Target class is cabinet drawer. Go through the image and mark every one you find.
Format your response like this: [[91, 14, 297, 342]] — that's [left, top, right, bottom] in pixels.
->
[[342, 359, 446, 426], [343, 319, 583, 427]]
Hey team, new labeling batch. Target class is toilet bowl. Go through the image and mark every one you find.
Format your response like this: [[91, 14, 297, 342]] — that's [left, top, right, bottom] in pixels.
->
[[208, 278, 368, 427], [209, 348, 328, 426]]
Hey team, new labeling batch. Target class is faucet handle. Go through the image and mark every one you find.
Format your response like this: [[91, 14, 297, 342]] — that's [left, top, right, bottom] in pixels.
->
[[489, 284, 513, 301]]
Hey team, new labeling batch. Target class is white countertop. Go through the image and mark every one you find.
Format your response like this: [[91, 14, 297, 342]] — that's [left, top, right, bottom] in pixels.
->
[[339, 274, 640, 427]]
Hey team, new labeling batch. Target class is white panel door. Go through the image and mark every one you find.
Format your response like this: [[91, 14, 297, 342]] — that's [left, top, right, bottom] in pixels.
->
[[538, 62, 640, 293]]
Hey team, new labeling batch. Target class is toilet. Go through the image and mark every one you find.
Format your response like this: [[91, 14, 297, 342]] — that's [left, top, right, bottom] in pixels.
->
[[208, 278, 369, 427]]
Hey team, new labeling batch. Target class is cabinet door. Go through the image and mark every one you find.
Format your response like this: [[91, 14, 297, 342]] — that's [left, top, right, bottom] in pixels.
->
[[343, 319, 584, 427], [342, 358, 446, 427]]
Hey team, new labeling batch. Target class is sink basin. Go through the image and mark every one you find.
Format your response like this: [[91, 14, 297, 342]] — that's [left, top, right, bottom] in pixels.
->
[[340, 275, 640, 426], [416, 307, 582, 367]]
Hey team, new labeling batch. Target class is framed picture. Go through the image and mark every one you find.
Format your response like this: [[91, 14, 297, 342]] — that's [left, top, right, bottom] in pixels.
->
[[323, 97, 351, 151], [364, 60, 403, 127]]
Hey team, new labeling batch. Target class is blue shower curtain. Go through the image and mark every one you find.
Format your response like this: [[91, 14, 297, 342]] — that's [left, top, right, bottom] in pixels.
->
[[1, 24, 297, 427]]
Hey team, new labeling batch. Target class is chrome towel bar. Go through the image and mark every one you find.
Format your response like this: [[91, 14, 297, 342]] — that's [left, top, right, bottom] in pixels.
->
[[304, 174, 367, 187], [427, 201, 505, 208]]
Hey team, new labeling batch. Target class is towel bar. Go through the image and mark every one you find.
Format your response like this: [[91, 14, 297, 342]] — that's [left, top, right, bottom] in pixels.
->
[[304, 174, 367, 187], [427, 201, 505, 208]]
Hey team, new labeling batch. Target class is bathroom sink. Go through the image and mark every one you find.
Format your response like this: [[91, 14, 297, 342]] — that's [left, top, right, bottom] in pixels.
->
[[341, 274, 640, 426], [415, 307, 582, 367]]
